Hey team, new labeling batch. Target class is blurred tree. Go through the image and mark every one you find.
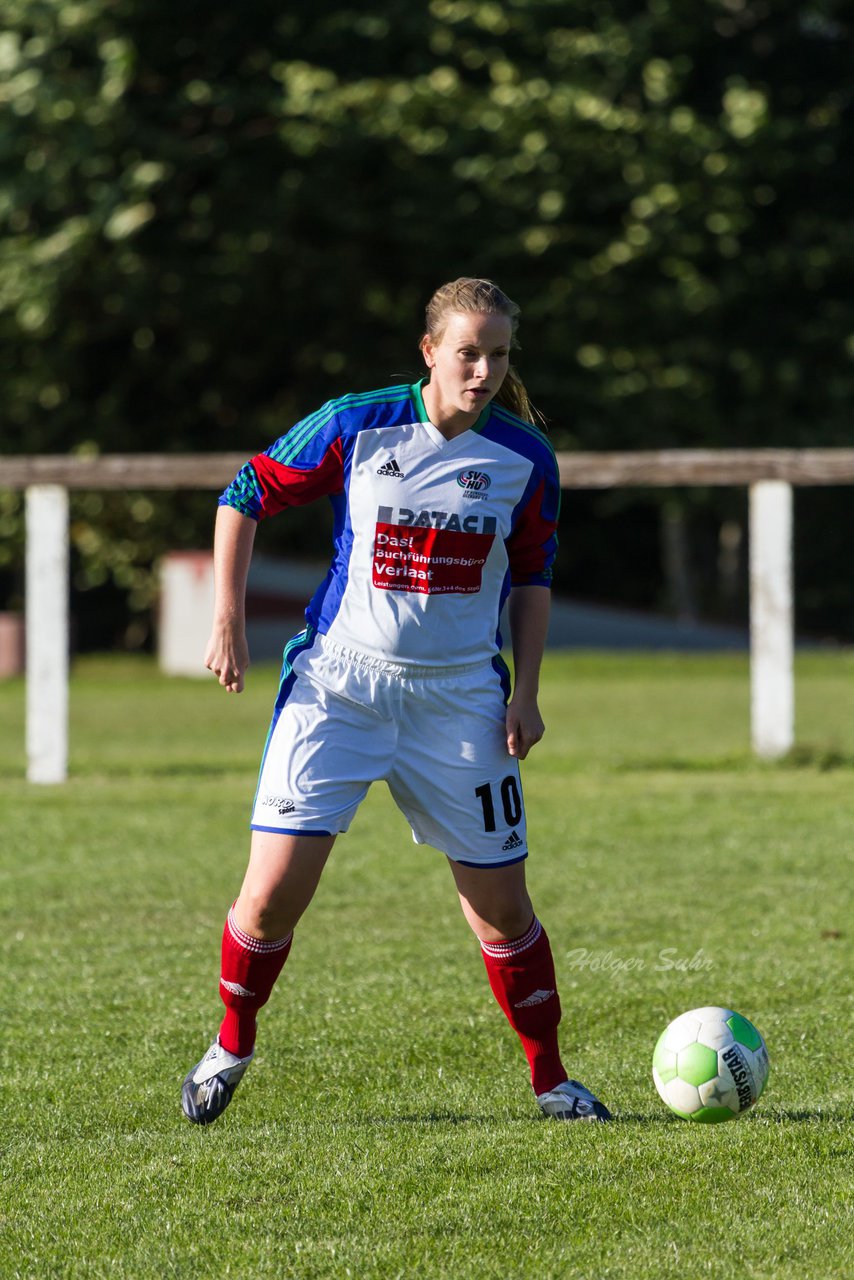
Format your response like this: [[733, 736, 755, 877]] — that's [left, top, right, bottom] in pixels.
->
[[1, 0, 852, 642]]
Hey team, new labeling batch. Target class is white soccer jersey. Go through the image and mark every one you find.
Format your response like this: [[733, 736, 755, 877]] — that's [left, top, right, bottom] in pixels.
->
[[221, 380, 560, 668]]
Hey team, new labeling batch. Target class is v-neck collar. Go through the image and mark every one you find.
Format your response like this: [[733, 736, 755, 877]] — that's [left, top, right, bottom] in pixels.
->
[[411, 378, 492, 447]]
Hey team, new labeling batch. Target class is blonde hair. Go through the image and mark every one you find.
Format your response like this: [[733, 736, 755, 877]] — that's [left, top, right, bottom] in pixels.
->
[[420, 277, 543, 426]]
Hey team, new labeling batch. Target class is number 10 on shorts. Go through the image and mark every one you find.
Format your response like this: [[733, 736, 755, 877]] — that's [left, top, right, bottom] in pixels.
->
[[475, 775, 523, 832]]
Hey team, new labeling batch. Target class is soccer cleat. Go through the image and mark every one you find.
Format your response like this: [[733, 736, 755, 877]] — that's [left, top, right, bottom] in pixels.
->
[[536, 1078, 612, 1122], [181, 1037, 254, 1125]]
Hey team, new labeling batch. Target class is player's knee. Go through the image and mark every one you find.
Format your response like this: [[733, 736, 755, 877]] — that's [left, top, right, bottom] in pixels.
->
[[235, 889, 294, 942], [473, 901, 534, 945]]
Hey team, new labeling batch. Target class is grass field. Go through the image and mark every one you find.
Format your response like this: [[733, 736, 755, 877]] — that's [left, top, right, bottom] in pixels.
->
[[1, 651, 852, 1279]]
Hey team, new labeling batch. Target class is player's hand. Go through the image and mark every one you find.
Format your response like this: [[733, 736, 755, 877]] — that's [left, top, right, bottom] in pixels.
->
[[505, 695, 545, 760], [204, 623, 250, 693]]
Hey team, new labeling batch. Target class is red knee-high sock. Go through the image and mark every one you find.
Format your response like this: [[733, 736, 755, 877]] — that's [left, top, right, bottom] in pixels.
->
[[218, 904, 293, 1058], [480, 917, 567, 1095]]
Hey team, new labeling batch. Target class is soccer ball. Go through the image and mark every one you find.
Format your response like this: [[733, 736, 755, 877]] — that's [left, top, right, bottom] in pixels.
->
[[652, 1006, 770, 1123]]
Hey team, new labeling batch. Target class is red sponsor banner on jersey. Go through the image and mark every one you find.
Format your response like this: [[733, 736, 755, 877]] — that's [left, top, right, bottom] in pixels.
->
[[372, 522, 494, 595]]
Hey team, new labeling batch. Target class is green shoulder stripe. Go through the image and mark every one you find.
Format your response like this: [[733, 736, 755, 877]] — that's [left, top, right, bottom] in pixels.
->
[[489, 403, 558, 459], [341, 383, 413, 407], [271, 384, 414, 466]]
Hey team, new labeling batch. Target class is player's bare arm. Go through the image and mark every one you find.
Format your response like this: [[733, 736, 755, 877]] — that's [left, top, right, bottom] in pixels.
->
[[505, 583, 550, 759], [204, 504, 257, 693]]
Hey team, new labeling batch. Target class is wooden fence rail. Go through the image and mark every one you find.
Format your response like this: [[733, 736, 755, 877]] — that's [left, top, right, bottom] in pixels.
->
[[3, 448, 854, 490], [2, 449, 853, 783]]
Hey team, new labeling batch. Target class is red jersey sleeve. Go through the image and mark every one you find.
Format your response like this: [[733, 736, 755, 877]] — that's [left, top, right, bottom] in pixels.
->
[[505, 466, 560, 587]]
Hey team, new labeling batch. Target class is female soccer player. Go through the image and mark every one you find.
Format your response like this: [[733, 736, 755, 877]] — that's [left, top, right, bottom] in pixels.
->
[[181, 277, 611, 1124]]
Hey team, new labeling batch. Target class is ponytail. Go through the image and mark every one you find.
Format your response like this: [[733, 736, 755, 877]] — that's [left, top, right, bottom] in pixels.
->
[[494, 364, 546, 428]]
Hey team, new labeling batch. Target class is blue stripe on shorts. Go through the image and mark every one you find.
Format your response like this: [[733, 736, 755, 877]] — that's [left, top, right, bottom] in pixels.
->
[[454, 850, 528, 869], [249, 825, 332, 837]]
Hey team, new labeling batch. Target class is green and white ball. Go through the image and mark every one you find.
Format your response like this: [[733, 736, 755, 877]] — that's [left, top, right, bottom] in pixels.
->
[[653, 1006, 770, 1123]]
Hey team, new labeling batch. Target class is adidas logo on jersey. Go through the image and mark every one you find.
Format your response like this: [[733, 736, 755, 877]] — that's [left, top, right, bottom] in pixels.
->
[[502, 830, 524, 851], [377, 458, 405, 478]]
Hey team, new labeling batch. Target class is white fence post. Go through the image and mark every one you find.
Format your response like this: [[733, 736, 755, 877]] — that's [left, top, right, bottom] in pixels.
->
[[749, 480, 794, 760], [158, 552, 215, 676], [25, 485, 69, 784]]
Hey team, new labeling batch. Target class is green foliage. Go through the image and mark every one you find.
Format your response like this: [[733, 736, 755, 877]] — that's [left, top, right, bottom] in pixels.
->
[[1, 1, 852, 636], [4, 0, 852, 450]]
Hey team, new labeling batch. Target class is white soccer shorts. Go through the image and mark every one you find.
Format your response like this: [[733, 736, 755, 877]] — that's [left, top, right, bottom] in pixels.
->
[[250, 631, 528, 867]]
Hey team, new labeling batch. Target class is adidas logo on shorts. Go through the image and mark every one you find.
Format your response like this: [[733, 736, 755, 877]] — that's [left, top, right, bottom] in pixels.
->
[[377, 458, 405, 478], [501, 830, 524, 851]]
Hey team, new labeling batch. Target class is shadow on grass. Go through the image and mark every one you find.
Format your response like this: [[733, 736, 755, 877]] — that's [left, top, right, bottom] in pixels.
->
[[778, 744, 854, 771], [615, 755, 749, 774], [0, 761, 252, 782], [183, 1107, 847, 1134], [760, 1108, 853, 1123], [618, 1109, 847, 1125], [617, 744, 854, 773], [144, 762, 254, 778], [85, 761, 251, 780], [362, 1111, 665, 1127], [363, 1111, 505, 1127]]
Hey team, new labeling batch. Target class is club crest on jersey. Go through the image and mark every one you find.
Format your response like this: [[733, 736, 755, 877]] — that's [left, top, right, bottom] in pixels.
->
[[457, 469, 491, 499]]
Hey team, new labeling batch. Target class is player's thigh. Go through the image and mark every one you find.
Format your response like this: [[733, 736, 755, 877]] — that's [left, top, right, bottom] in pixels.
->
[[236, 829, 336, 939], [253, 669, 393, 836], [389, 669, 528, 864]]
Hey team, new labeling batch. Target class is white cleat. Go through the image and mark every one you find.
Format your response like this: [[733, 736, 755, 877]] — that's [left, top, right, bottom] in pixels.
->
[[536, 1078, 612, 1122], [181, 1037, 254, 1125]]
